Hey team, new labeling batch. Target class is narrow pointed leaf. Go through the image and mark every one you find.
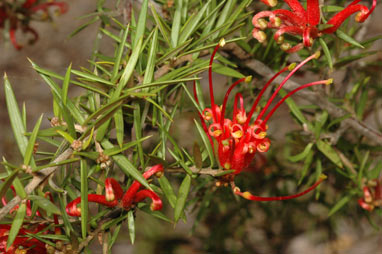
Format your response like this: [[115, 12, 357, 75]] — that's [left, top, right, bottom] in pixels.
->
[[7, 202, 27, 249], [336, 29, 364, 49], [28, 195, 61, 215], [171, 0, 183, 47], [288, 143, 314, 163], [80, 159, 89, 239], [178, 1, 211, 44], [101, 140, 151, 190], [328, 195, 352, 217], [115, 37, 143, 97], [319, 38, 333, 69], [158, 175, 177, 208], [133, 0, 148, 48], [174, 174, 191, 223], [194, 120, 215, 168], [62, 63, 72, 106], [143, 28, 158, 85], [112, 25, 130, 81], [4, 74, 29, 157], [127, 210, 135, 244], [24, 114, 43, 166], [316, 140, 343, 168]]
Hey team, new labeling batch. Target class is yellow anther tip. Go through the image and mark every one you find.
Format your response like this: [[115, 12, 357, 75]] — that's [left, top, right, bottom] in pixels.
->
[[319, 174, 327, 180], [219, 38, 226, 47], [224, 163, 231, 170], [280, 42, 291, 51], [326, 78, 333, 85], [288, 62, 297, 71], [314, 51, 321, 59], [268, 0, 278, 7], [245, 76, 252, 83], [243, 191, 252, 199]]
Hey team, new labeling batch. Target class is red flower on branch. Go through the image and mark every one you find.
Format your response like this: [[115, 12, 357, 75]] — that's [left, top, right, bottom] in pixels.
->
[[1, 191, 61, 254], [0, 224, 48, 254], [66, 164, 164, 217], [194, 39, 329, 201], [358, 179, 382, 211], [252, 0, 377, 53], [0, 0, 68, 50]]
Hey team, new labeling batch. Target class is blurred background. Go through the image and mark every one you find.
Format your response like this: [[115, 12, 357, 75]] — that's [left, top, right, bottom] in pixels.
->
[[1, 1, 382, 253]]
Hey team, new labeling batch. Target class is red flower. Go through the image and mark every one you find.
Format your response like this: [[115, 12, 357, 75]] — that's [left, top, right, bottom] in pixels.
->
[[194, 39, 328, 201], [0, 0, 68, 50], [0, 224, 48, 254], [252, 0, 377, 53], [66, 164, 164, 217], [1, 192, 60, 254], [358, 179, 382, 211]]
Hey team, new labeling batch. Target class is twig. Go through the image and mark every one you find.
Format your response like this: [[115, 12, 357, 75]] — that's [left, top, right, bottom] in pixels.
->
[[166, 166, 228, 176], [0, 148, 73, 220]]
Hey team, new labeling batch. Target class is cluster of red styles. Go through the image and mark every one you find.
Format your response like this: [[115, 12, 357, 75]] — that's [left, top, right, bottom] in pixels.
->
[[194, 39, 329, 201], [1, 1, 380, 253], [1, 191, 60, 254], [0, 0, 67, 50], [252, 0, 377, 52]]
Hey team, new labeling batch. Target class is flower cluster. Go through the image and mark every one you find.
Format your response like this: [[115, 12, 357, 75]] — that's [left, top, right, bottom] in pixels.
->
[[0, 0, 68, 50], [252, 0, 377, 53], [66, 164, 164, 217], [1, 191, 60, 254], [358, 179, 382, 211], [194, 39, 329, 201], [0, 224, 49, 254]]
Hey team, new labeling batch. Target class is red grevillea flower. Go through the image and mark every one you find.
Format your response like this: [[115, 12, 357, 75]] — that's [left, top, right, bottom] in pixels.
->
[[194, 39, 329, 201], [0, 224, 48, 254], [358, 179, 382, 211], [0, 0, 68, 50], [66, 164, 164, 217], [1, 192, 61, 254], [252, 0, 377, 53]]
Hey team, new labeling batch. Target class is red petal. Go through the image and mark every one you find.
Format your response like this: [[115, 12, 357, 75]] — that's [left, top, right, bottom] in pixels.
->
[[307, 0, 320, 25], [284, 0, 307, 19], [323, 4, 369, 34]]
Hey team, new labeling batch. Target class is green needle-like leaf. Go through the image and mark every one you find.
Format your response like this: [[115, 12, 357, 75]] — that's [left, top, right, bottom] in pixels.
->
[[174, 174, 191, 223], [127, 210, 135, 244], [28, 195, 61, 215], [7, 202, 27, 249], [158, 175, 177, 208], [133, 0, 148, 48], [80, 159, 89, 239], [4, 74, 29, 157], [171, 0, 183, 47], [101, 140, 151, 190], [24, 114, 43, 166]]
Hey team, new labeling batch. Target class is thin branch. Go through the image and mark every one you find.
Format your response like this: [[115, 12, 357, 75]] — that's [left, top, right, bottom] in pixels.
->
[[166, 166, 226, 176], [0, 148, 73, 220]]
